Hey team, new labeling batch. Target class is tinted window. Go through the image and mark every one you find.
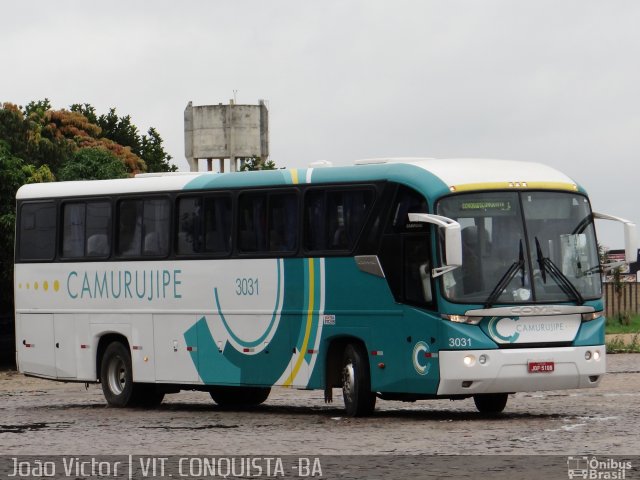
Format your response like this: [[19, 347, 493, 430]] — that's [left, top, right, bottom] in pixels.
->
[[304, 189, 374, 252], [62, 203, 86, 258], [177, 195, 231, 255], [19, 202, 57, 260], [117, 198, 170, 257], [86, 202, 111, 257], [238, 192, 298, 253], [62, 201, 111, 258]]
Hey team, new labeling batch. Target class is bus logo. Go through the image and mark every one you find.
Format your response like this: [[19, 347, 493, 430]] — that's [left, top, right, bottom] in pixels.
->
[[412, 341, 431, 376]]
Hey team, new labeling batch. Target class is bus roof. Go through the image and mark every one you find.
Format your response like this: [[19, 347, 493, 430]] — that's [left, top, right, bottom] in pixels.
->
[[16, 158, 581, 200]]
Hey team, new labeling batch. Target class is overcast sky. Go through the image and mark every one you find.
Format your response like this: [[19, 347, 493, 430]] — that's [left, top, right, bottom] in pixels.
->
[[2, 1, 639, 249]]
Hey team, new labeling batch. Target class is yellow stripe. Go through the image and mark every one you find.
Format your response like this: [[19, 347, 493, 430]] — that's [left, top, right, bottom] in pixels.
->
[[451, 181, 578, 192], [283, 258, 314, 387], [290, 169, 299, 184]]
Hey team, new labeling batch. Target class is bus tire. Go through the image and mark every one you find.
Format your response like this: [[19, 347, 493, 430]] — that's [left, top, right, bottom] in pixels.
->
[[100, 341, 136, 407], [473, 393, 508, 414], [342, 344, 376, 417], [209, 386, 271, 407]]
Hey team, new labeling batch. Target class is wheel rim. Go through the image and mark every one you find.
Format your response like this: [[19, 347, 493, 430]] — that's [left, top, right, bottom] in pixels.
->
[[107, 355, 127, 395], [342, 361, 355, 404]]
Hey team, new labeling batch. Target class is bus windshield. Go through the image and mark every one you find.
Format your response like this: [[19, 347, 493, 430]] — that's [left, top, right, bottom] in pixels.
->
[[437, 191, 602, 305]]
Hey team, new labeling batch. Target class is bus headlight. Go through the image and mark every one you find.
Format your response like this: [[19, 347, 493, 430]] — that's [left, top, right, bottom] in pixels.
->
[[442, 314, 482, 325], [463, 355, 475, 366], [593, 350, 601, 361]]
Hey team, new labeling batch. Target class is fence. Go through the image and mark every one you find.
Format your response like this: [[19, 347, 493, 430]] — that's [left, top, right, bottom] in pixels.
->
[[603, 282, 640, 319]]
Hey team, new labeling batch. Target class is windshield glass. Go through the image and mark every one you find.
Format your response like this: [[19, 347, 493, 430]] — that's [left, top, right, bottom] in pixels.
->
[[437, 191, 601, 304]]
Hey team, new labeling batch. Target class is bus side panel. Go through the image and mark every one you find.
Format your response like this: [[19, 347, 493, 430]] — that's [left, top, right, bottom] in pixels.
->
[[52, 314, 78, 379], [16, 313, 56, 378]]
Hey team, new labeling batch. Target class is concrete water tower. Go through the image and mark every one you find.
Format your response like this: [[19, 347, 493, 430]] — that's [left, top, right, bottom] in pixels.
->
[[184, 99, 269, 172]]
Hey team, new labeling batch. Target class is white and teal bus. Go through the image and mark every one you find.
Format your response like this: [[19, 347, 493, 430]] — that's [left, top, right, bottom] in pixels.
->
[[14, 158, 637, 416]]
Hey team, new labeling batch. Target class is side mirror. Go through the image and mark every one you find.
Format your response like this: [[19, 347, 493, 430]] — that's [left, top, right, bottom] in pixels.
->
[[408, 213, 462, 277], [593, 212, 638, 263]]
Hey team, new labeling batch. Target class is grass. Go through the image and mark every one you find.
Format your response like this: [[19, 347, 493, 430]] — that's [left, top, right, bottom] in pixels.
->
[[606, 334, 640, 354], [605, 314, 640, 335]]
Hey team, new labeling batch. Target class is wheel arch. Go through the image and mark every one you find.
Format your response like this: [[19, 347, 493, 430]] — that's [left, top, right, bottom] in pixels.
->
[[324, 335, 370, 390]]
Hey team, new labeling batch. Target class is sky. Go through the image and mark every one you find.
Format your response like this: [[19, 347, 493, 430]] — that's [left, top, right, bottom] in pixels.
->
[[2, 0, 639, 249]]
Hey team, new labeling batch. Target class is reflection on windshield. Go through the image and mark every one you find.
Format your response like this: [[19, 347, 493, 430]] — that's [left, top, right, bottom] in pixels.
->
[[437, 191, 601, 304]]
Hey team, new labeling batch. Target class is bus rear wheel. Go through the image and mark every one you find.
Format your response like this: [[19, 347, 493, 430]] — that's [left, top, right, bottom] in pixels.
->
[[100, 341, 164, 408], [473, 393, 508, 414], [342, 344, 376, 417], [100, 341, 135, 407], [209, 386, 271, 407]]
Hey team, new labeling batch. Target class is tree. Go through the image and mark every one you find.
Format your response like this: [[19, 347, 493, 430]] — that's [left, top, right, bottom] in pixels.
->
[[0, 141, 54, 312], [140, 127, 177, 172], [58, 147, 129, 181], [240, 156, 277, 171]]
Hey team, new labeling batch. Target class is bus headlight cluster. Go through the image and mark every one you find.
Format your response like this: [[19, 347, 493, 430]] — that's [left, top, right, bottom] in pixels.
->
[[585, 350, 601, 361], [464, 354, 490, 367]]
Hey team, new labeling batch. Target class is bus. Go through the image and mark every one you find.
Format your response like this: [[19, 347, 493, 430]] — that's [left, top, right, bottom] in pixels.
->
[[14, 158, 637, 416]]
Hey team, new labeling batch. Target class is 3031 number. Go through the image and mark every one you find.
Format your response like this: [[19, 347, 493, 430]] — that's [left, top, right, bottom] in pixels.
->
[[235, 277, 259, 296]]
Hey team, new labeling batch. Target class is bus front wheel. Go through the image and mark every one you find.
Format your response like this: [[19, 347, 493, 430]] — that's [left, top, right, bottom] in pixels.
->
[[473, 393, 508, 414], [342, 344, 376, 417]]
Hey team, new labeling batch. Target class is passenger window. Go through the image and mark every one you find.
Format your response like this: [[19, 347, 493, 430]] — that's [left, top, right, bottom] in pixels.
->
[[62, 201, 111, 259], [117, 198, 170, 257], [86, 202, 111, 257], [62, 203, 86, 258], [177, 195, 231, 255], [19, 202, 57, 261], [238, 192, 298, 253], [304, 189, 374, 252]]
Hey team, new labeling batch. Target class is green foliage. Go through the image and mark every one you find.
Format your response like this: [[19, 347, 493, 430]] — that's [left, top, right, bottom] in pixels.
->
[[606, 314, 640, 335], [58, 147, 129, 181], [70, 103, 98, 124], [240, 156, 277, 171], [97, 108, 142, 155], [0, 99, 176, 314], [606, 334, 640, 354], [140, 127, 177, 172], [0, 142, 54, 311]]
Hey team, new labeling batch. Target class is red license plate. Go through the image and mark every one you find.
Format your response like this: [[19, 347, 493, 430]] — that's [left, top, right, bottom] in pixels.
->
[[528, 361, 555, 373]]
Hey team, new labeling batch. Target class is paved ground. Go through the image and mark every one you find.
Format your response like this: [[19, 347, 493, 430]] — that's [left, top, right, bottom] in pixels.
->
[[1, 354, 638, 459]]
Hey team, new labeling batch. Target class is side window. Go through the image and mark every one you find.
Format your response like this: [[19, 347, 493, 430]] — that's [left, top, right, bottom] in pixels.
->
[[268, 193, 298, 252], [238, 194, 267, 252], [62, 201, 111, 258], [19, 202, 57, 261], [378, 186, 434, 308], [62, 203, 86, 258], [86, 202, 111, 257], [389, 186, 429, 233], [238, 192, 298, 253], [304, 189, 374, 252], [177, 195, 231, 255], [143, 199, 170, 256], [117, 199, 143, 256], [203, 196, 232, 254], [117, 198, 170, 257]]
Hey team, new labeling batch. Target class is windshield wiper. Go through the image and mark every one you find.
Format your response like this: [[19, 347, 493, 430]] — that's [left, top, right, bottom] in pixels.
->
[[535, 237, 584, 305], [484, 240, 525, 308]]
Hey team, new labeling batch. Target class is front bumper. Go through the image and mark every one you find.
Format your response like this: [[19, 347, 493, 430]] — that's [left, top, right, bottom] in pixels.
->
[[437, 346, 606, 395]]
